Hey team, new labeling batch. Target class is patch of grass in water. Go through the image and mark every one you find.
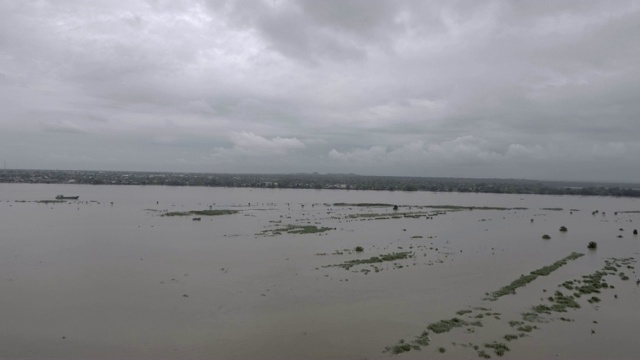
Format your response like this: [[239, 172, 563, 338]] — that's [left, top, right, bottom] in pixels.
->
[[484, 342, 510, 357], [347, 211, 430, 219], [384, 339, 413, 355], [485, 252, 584, 301], [427, 318, 471, 334], [423, 205, 528, 210], [413, 331, 431, 346], [333, 202, 395, 207], [260, 224, 334, 236], [521, 312, 546, 323], [325, 252, 412, 270], [503, 334, 519, 341], [517, 324, 536, 332], [163, 209, 238, 217]]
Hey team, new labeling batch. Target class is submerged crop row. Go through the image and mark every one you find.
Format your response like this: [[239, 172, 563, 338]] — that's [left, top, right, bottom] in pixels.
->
[[484, 252, 584, 301], [384, 256, 636, 358]]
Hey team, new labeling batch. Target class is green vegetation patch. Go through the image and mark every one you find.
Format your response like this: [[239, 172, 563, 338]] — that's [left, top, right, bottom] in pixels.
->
[[384, 339, 415, 355], [162, 209, 239, 217], [503, 334, 519, 342], [485, 252, 584, 301], [333, 203, 394, 207], [325, 252, 412, 270], [427, 318, 476, 334], [382, 256, 636, 358], [347, 211, 430, 219], [423, 205, 525, 211], [260, 224, 334, 236], [485, 342, 510, 357], [543, 290, 581, 312], [456, 309, 473, 316]]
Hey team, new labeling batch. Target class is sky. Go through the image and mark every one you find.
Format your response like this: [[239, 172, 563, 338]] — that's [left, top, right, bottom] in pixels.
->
[[1, 0, 640, 182]]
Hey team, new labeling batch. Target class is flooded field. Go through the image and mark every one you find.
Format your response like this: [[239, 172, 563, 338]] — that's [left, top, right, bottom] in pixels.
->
[[1, 184, 640, 359]]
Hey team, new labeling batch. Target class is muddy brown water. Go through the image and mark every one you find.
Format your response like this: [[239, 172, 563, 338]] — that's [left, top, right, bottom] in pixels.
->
[[1, 184, 639, 359]]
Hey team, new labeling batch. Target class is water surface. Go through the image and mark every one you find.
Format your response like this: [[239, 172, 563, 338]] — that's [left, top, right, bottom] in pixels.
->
[[1, 184, 639, 359]]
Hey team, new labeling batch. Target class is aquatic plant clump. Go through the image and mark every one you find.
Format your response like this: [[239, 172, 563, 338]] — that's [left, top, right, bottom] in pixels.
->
[[383, 339, 414, 355], [484, 342, 510, 356], [504, 334, 519, 341], [259, 225, 335, 236], [333, 203, 394, 207], [485, 252, 584, 301], [36, 199, 67, 204], [427, 318, 474, 334], [162, 209, 239, 216], [346, 210, 431, 219], [423, 205, 527, 211], [325, 252, 412, 270]]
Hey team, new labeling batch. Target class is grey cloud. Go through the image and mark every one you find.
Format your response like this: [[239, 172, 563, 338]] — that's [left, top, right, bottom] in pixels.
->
[[1, 0, 640, 181]]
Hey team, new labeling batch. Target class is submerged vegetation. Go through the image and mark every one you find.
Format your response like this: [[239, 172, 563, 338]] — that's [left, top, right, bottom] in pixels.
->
[[259, 225, 334, 236], [485, 252, 584, 301], [385, 256, 636, 358], [324, 252, 412, 270], [484, 342, 510, 356], [15, 199, 66, 204], [333, 203, 394, 207], [428, 318, 477, 334], [162, 209, 239, 217]]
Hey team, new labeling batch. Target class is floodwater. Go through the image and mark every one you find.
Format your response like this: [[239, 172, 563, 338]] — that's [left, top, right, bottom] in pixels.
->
[[1, 183, 639, 359]]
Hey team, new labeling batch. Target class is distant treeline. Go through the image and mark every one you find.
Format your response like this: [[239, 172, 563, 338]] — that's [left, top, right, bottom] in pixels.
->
[[2, 169, 640, 198]]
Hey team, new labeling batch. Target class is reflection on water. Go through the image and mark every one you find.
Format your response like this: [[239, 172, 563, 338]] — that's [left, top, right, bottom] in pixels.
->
[[1, 184, 639, 359]]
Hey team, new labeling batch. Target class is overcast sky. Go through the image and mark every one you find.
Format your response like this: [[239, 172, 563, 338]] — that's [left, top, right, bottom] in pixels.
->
[[1, 1, 639, 182]]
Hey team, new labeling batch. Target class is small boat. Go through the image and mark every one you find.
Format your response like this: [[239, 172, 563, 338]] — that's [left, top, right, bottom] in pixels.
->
[[55, 195, 79, 200]]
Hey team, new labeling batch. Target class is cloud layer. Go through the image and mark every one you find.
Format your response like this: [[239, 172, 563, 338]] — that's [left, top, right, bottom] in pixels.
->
[[1, 0, 639, 181]]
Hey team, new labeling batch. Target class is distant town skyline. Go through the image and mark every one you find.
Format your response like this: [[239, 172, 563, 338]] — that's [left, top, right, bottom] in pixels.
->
[[2, 1, 640, 182]]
